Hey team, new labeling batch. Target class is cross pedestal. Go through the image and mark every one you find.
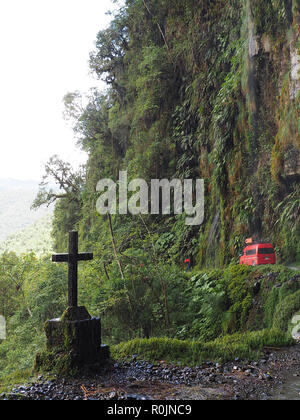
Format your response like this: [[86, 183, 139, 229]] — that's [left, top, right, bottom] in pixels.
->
[[34, 231, 109, 376]]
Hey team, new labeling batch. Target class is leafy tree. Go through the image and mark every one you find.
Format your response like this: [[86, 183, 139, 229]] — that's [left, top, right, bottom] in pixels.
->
[[32, 155, 85, 209]]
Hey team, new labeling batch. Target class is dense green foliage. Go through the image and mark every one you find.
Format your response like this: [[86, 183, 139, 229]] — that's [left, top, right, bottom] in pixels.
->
[[0, 253, 67, 382], [0, 255, 299, 384]]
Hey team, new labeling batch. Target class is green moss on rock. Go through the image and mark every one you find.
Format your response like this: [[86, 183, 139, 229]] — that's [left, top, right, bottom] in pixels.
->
[[34, 306, 110, 377]]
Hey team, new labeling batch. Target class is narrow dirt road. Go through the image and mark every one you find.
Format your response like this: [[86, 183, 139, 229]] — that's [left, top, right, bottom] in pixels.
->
[[2, 345, 300, 400]]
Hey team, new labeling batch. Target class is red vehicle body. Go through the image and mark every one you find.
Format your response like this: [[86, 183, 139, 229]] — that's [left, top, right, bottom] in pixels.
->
[[240, 243, 276, 266]]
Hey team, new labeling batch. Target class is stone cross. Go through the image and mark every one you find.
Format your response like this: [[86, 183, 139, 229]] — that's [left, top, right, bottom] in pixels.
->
[[52, 231, 93, 307]]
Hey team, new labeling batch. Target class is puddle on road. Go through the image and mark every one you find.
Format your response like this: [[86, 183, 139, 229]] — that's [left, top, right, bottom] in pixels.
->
[[271, 318, 300, 400], [272, 375, 300, 400]]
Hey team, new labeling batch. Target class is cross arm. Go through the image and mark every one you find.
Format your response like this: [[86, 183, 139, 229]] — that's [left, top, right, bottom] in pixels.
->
[[52, 253, 93, 263], [52, 254, 69, 263], [77, 253, 94, 261]]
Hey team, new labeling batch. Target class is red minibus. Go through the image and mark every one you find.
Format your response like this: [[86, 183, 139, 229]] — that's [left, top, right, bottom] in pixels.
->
[[240, 243, 276, 266]]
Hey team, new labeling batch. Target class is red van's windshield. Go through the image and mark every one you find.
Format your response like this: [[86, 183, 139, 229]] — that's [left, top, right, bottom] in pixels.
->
[[246, 249, 256, 256]]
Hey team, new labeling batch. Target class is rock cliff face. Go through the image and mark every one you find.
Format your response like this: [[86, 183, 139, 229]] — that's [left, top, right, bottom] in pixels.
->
[[54, 0, 300, 267], [200, 0, 300, 265]]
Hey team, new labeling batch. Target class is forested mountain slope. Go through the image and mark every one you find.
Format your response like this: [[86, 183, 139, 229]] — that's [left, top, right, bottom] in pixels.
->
[[0, 179, 53, 244], [0, 214, 53, 256]]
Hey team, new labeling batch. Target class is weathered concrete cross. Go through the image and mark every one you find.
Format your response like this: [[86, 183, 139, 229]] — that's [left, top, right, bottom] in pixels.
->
[[52, 231, 93, 307]]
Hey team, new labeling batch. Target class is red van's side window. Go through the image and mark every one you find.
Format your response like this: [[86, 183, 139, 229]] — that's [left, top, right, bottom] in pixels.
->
[[258, 248, 274, 254]]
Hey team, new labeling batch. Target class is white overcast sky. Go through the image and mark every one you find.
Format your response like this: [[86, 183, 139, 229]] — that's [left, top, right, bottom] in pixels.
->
[[0, 0, 118, 181]]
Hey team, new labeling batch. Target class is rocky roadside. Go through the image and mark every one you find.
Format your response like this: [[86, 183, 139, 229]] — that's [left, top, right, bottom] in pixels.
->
[[1, 344, 300, 400]]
